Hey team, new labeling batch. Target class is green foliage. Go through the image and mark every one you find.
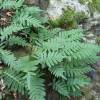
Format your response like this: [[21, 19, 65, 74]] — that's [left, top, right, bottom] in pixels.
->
[[49, 7, 88, 28], [0, 0, 100, 100], [53, 80, 68, 96], [0, 24, 24, 40], [36, 51, 64, 67], [3, 69, 25, 94], [25, 73, 45, 100], [0, 49, 16, 66], [79, 0, 100, 13], [8, 35, 28, 46], [96, 36, 100, 44], [0, 0, 24, 9]]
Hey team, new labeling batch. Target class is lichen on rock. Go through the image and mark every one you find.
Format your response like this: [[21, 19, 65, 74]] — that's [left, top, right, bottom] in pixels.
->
[[47, 0, 89, 20]]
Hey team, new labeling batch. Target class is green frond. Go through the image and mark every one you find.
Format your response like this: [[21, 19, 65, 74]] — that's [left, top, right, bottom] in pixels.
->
[[0, 0, 16, 9], [64, 64, 94, 77], [70, 44, 99, 61], [66, 76, 90, 92], [39, 29, 99, 65], [36, 51, 64, 67], [8, 35, 28, 47], [48, 65, 66, 79], [15, 56, 38, 73], [24, 6, 43, 15], [53, 76, 89, 97], [0, 24, 24, 40], [53, 80, 68, 96], [0, 49, 16, 67], [62, 42, 82, 57], [58, 29, 83, 42], [25, 74, 45, 100], [42, 37, 65, 51], [13, 14, 42, 27], [15, 0, 25, 8], [0, 0, 24, 9], [38, 28, 62, 41], [40, 29, 83, 52], [3, 69, 25, 94]]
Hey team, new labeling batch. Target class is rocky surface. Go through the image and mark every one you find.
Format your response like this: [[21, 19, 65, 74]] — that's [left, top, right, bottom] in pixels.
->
[[47, 0, 89, 20]]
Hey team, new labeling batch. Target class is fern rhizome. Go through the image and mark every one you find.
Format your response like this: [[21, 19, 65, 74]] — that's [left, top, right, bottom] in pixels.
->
[[0, 0, 100, 100]]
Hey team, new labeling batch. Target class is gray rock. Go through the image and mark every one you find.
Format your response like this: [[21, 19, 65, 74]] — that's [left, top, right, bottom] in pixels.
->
[[47, 0, 89, 20]]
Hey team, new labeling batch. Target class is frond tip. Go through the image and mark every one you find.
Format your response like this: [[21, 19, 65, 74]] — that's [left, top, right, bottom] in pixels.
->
[[25, 74, 45, 100], [3, 69, 25, 94]]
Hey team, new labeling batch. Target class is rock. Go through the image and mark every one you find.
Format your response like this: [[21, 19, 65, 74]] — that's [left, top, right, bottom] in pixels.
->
[[47, 0, 89, 20], [96, 61, 100, 67], [83, 33, 96, 44], [85, 33, 95, 39]]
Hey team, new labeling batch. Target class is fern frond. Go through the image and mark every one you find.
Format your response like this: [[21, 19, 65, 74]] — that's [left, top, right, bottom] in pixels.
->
[[13, 14, 42, 27], [53, 80, 68, 96], [62, 42, 82, 58], [0, 49, 16, 67], [66, 76, 90, 92], [0, 0, 24, 9], [15, 0, 25, 8], [3, 69, 25, 94], [42, 37, 65, 51], [15, 56, 38, 73], [24, 6, 43, 15], [49, 65, 66, 79], [40, 29, 83, 52], [64, 64, 94, 77], [58, 29, 83, 42], [71, 44, 99, 60], [25, 73, 45, 100], [0, 24, 24, 40], [36, 51, 64, 67], [38, 28, 61, 41], [8, 35, 28, 47], [0, 0, 16, 9]]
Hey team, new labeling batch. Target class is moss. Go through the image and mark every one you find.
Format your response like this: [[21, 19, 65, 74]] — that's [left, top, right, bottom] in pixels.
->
[[49, 7, 88, 29], [96, 36, 100, 44], [79, 0, 100, 12]]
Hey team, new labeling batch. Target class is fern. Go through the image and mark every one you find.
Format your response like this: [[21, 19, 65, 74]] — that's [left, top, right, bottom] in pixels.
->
[[0, 24, 24, 40], [66, 76, 90, 93], [24, 6, 43, 15], [0, 0, 24, 9], [34, 29, 99, 96], [3, 69, 25, 94], [0, 49, 16, 67], [0, 0, 100, 99], [36, 51, 64, 67], [48, 65, 66, 79], [38, 28, 61, 41], [58, 29, 83, 41], [14, 56, 38, 73], [8, 35, 28, 47], [65, 65, 94, 77], [25, 73, 45, 100], [13, 14, 42, 27], [53, 80, 68, 96]]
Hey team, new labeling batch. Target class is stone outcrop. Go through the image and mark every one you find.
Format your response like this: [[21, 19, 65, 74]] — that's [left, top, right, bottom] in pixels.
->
[[47, 0, 89, 20]]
